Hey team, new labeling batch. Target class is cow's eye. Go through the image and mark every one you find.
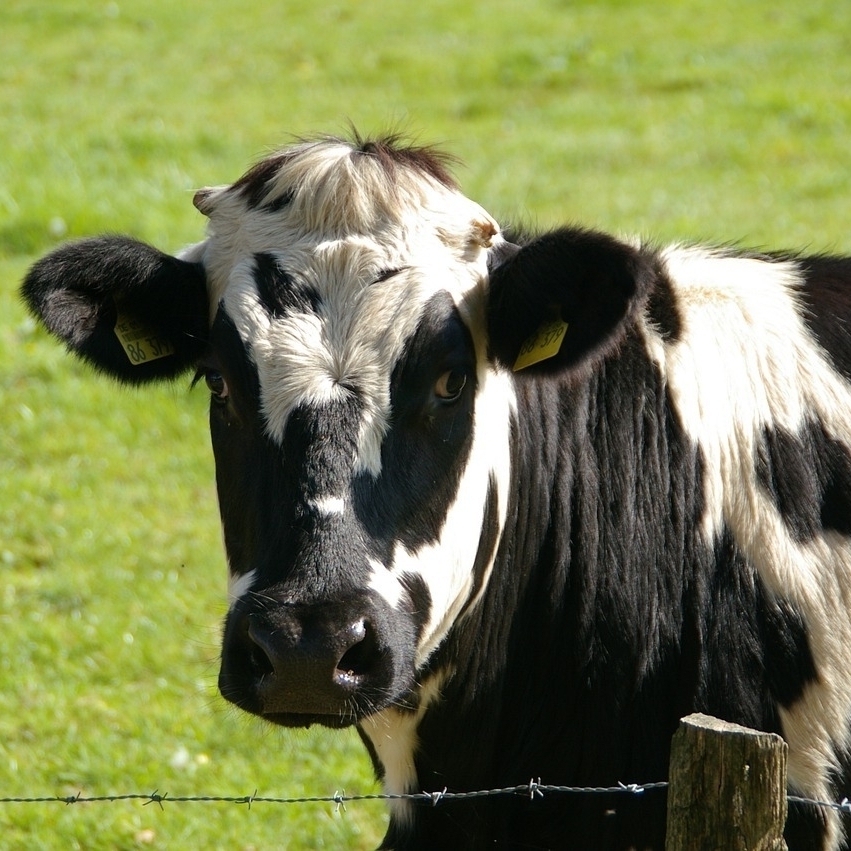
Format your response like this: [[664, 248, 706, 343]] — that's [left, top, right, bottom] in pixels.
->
[[434, 370, 467, 402], [205, 370, 229, 403]]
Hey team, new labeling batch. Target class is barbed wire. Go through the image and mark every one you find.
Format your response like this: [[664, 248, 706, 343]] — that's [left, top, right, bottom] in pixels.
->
[[1, 781, 849, 814], [787, 794, 851, 815], [0, 780, 665, 810]]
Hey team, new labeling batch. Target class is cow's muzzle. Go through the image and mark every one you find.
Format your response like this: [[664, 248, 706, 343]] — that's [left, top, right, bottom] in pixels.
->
[[218, 597, 410, 727]]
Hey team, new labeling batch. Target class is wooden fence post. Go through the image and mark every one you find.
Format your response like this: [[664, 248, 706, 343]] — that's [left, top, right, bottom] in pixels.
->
[[666, 713, 788, 851]]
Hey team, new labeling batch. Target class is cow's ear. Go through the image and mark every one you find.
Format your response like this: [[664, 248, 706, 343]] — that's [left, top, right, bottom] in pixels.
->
[[486, 227, 653, 374], [21, 236, 209, 384]]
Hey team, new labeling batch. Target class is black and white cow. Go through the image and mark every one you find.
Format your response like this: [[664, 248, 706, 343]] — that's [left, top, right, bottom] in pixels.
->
[[22, 133, 851, 850]]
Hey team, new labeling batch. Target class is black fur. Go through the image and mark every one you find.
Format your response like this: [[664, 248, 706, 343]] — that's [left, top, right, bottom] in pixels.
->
[[21, 236, 207, 382], [644, 259, 683, 341], [757, 419, 851, 541], [354, 291, 478, 552], [253, 253, 321, 318], [797, 255, 851, 383], [387, 334, 825, 850], [487, 227, 655, 374]]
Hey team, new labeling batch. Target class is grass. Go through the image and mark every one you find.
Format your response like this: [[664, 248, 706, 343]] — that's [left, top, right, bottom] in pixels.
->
[[1, 0, 850, 848]]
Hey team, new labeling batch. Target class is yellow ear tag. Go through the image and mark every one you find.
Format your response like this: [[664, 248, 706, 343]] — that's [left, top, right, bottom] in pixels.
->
[[114, 312, 176, 365], [513, 317, 569, 371]]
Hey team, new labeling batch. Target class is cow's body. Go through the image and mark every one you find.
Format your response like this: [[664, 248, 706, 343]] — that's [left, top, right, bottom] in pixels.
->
[[22, 134, 851, 849]]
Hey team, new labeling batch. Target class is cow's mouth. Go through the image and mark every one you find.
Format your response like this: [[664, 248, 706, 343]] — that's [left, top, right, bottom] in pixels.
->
[[258, 711, 359, 730], [218, 670, 385, 728]]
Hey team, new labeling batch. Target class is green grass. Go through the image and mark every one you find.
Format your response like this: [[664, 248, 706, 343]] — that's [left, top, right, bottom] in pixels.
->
[[1, 0, 850, 847]]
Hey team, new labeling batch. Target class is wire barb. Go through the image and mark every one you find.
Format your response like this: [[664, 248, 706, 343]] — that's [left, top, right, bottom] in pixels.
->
[[528, 778, 544, 800], [333, 790, 347, 814], [237, 790, 257, 809], [426, 787, 448, 806], [144, 790, 167, 810]]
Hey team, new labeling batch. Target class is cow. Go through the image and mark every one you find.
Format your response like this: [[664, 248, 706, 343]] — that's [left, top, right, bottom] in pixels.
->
[[21, 132, 851, 850]]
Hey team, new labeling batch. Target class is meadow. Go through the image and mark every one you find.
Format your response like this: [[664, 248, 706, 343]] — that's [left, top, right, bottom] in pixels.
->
[[1, 0, 849, 848]]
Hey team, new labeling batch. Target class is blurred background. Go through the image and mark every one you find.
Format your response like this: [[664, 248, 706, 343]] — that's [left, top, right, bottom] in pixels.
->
[[1, 1, 849, 847]]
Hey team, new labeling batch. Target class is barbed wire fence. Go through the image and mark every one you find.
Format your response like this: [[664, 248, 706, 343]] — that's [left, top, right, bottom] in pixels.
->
[[0, 780, 849, 814], [0, 781, 663, 810], [4, 716, 851, 849]]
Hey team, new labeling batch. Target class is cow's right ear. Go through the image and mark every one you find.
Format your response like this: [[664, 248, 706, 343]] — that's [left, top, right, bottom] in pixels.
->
[[486, 227, 653, 376], [21, 236, 209, 384]]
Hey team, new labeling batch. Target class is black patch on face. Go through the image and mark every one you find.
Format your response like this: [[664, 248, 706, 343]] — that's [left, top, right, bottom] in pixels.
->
[[795, 254, 851, 383], [644, 261, 682, 342], [353, 291, 478, 553], [399, 572, 432, 642], [756, 418, 851, 542], [203, 308, 274, 573], [283, 397, 363, 503], [206, 307, 262, 415], [459, 473, 501, 618], [253, 253, 321, 319]]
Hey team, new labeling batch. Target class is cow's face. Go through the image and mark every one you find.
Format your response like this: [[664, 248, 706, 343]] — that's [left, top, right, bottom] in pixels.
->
[[189, 139, 516, 726], [21, 134, 648, 731]]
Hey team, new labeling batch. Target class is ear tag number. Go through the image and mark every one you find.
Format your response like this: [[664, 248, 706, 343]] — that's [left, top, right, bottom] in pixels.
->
[[114, 312, 176, 365], [513, 316, 569, 371]]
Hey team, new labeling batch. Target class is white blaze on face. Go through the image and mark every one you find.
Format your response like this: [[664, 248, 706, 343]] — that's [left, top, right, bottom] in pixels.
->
[[309, 496, 346, 517], [374, 363, 515, 667], [251, 257, 427, 476]]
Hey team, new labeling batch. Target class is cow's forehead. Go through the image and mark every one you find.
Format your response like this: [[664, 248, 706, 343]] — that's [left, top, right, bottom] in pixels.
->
[[222, 251, 472, 474], [196, 136, 500, 310], [195, 138, 500, 473]]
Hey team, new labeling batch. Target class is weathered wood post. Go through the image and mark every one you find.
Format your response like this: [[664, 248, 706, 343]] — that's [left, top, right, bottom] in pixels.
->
[[666, 713, 788, 850]]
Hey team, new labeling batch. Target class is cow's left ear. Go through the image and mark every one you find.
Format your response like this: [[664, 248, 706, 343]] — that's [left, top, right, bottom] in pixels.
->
[[21, 235, 209, 384], [486, 227, 654, 374]]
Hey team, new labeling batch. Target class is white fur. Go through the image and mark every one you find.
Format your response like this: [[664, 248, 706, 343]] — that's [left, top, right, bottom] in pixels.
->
[[359, 670, 449, 826], [202, 148, 499, 478], [227, 568, 257, 608], [367, 557, 405, 609], [309, 496, 346, 517]]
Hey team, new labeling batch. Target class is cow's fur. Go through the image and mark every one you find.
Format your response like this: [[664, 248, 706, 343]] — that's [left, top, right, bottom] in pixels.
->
[[21, 133, 851, 850]]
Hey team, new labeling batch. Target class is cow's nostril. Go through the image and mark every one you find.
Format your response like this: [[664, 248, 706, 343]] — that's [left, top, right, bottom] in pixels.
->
[[245, 618, 278, 679], [250, 642, 275, 679], [336, 619, 378, 681]]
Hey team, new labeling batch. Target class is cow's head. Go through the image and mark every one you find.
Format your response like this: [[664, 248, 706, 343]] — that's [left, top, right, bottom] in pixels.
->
[[22, 134, 650, 729]]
